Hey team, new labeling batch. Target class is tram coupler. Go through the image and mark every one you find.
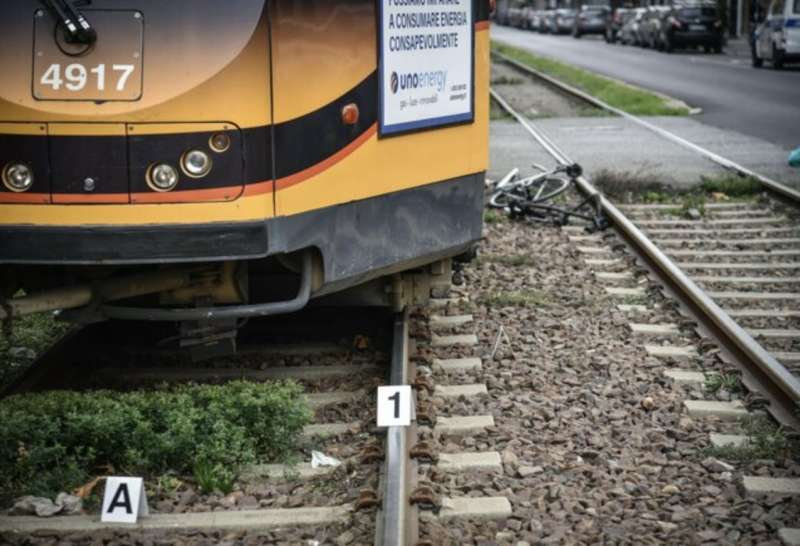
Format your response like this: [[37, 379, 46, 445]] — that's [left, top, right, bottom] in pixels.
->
[[178, 312, 238, 362]]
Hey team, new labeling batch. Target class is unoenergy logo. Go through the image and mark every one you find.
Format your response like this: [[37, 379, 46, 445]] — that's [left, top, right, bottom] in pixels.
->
[[390, 70, 447, 95]]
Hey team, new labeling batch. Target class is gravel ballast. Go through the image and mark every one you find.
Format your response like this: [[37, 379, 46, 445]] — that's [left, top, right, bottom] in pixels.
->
[[416, 214, 799, 545]]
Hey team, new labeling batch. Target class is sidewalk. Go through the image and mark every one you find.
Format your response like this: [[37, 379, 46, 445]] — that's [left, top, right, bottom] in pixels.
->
[[489, 116, 800, 190], [724, 37, 751, 59]]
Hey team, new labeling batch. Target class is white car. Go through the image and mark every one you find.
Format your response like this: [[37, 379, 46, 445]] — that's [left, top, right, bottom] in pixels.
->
[[752, 0, 800, 68]]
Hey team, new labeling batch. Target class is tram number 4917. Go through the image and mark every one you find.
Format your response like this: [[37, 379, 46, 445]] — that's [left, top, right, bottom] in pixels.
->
[[39, 63, 135, 92]]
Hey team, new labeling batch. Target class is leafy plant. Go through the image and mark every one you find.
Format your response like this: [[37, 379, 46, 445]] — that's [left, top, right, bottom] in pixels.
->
[[484, 210, 506, 224], [704, 372, 741, 395], [0, 380, 312, 504], [193, 460, 237, 495], [700, 174, 761, 197], [702, 415, 797, 461], [155, 474, 183, 497], [680, 193, 706, 218]]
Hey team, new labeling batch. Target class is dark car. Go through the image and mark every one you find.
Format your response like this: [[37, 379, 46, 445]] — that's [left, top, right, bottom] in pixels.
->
[[605, 7, 631, 43], [551, 8, 577, 34], [573, 5, 609, 37], [661, 3, 724, 52]]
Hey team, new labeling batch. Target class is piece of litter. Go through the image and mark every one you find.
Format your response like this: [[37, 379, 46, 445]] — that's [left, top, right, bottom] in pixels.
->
[[490, 324, 512, 360], [311, 451, 342, 468]]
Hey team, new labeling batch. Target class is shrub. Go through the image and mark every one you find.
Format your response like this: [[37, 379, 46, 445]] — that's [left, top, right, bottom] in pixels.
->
[[700, 174, 762, 197], [0, 380, 311, 503]]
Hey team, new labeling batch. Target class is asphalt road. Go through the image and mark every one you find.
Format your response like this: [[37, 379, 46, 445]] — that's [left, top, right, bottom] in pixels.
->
[[492, 25, 800, 151]]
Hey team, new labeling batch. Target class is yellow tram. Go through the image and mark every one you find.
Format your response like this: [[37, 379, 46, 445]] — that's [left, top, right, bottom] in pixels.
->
[[0, 1, 491, 339]]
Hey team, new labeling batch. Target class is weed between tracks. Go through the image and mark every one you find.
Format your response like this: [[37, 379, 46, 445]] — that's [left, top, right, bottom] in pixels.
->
[[492, 42, 690, 117], [484, 209, 508, 224], [702, 415, 799, 462], [0, 381, 312, 504], [700, 174, 762, 197], [479, 289, 550, 307], [593, 170, 765, 218], [704, 372, 742, 395], [0, 311, 69, 393]]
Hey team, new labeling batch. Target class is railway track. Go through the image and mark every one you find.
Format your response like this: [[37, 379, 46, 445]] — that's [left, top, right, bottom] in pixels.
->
[[491, 59, 800, 545], [2, 52, 799, 545], [491, 54, 800, 428], [0, 302, 514, 545], [0, 309, 393, 543]]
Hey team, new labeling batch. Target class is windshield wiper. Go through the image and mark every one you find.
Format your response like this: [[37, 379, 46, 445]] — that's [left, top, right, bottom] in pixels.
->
[[42, 0, 97, 45]]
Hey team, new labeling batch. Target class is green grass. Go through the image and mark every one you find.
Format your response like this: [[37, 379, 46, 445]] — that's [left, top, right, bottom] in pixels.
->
[[679, 193, 706, 218], [702, 415, 798, 462], [492, 42, 690, 117], [483, 209, 507, 224], [700, 174, 762, 197], [490, 102, 513, 120], [592, 168, 765, 219]]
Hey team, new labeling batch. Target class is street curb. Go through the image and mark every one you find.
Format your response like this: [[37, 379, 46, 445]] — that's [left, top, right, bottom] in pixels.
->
[[493, 39, 701, 115]]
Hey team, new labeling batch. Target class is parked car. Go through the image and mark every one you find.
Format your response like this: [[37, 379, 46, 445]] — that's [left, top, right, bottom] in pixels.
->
[[520, 6, 536, 29], [634, 7, 655, 46], [605, 7, 631, 43], [527, 9, 544, 31], [661, 3, 724, 52], [641, 6, 671, 49], [751, 0, 800, 68], [494, 0, 512, 25], [573, 5, 609, 37], [620, 7, 648, 45], [508, 5, 526, 28], [539, 10, 556, 33], [551, 8, 577, 34]]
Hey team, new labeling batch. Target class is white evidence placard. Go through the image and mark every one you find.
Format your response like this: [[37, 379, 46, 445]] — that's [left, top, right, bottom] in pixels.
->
[[101, 476, 149, 524], [377, 385, 412, 427]]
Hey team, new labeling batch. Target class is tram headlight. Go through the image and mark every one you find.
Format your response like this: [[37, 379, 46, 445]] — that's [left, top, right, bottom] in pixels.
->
[[147, 163, 179, 192], [209, 133, 231, 153], [2, 162, 34, 192], [181, 149, 212, 178]]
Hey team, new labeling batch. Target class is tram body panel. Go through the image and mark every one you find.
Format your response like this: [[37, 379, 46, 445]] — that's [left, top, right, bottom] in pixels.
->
[[0, 0, 491, 309]]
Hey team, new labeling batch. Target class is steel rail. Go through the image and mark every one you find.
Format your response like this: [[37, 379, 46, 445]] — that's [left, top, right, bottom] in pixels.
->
[[493, 50, 800, 203], [377, 309, 417, 546], [491, 87, 800, 429]]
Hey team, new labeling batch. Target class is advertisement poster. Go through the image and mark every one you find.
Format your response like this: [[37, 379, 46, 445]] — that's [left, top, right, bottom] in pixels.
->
[[379, 0, 474, 136]]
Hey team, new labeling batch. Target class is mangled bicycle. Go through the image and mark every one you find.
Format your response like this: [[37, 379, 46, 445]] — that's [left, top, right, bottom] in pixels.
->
[[488, 162, 609, 232]]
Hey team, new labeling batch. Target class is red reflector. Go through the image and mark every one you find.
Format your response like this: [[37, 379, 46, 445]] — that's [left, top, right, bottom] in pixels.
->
[[341, 103, 360, 126]]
